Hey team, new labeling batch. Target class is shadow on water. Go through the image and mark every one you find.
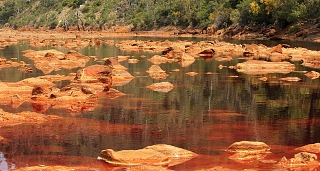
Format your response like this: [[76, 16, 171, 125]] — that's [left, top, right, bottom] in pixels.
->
[[0, 38, 319, 170]]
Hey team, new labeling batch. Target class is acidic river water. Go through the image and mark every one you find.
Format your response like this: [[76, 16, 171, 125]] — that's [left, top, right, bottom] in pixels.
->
[[0, 38, 319, 170]]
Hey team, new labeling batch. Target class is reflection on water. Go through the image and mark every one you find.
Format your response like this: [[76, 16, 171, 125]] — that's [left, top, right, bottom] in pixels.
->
[[0, 38, 319, 170]]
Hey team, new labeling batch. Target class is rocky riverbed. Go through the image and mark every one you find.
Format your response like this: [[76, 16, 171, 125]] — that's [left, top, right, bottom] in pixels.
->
[[0, 28, 319, 170]]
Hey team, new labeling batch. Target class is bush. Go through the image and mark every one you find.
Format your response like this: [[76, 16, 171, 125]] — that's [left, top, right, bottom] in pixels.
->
[[49, 20, 58, 29], [288, 24, 300, 33], [81, 6, 90, 13]]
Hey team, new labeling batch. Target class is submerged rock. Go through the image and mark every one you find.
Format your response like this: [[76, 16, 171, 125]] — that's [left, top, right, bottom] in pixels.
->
[[98, 144, 197, 167], [124, 165, 174, 171], [296, 143, 320, 153], [98, 148, 171, 166], [12, 166, 97, 171], [144, 144, 197, 158], [279, 77, 301, 82], [0, 109, 60, 127], [236, 60, 296, 75], [146, 82, 174, 92], [228, 152, 268, 163]]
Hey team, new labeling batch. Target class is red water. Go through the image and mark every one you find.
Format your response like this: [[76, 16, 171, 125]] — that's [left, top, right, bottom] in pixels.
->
[[0, 40, 320, 170], [0, 112, 319, 170]]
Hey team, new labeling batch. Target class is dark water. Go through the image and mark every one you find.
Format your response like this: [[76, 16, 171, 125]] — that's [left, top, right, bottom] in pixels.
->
[[0, 38, 320, 170]]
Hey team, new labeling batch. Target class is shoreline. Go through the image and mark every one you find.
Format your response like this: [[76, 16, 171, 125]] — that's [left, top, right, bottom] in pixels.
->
[[1, 26, 320, 43]]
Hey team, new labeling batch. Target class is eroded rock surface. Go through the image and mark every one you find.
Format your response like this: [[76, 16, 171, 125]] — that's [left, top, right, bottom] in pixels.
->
[[0, 109, 60, 127], [305, 71, 320, 79], [144, 144, 197, 158], [12, 166, 98, 171], [227, 141, 271, 153], [23, 49, 90, 74], [227, 141, 271, 163], [31, 84, 99, 114], [296, 143, 320, 153], [75, 65, 112, 89], [98, 144, 197, 168], [146, 82, 174, 92], [98, 148, 171, 166], [146, 65, 168, 80], [148, 55, 169, 64], [74, 58, 114, 91], [236, 60, 296, 75], [277, 152, 319, 170]]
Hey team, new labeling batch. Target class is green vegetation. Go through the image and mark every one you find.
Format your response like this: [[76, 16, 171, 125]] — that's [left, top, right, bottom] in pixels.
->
[[0, 0, 319, 30]]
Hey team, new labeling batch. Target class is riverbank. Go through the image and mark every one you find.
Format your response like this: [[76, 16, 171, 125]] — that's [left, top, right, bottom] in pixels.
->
[[1, 23, 320, 43]]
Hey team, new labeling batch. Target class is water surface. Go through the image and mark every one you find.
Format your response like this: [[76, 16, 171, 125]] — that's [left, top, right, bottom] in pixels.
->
[[0, 38, 319, 170]]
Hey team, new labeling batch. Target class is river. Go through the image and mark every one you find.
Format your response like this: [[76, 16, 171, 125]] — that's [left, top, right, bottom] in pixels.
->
[[0, 37, 319, 170]]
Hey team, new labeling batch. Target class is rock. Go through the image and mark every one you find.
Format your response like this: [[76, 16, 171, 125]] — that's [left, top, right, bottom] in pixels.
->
[[60, 83, 96, 95], [302, 56, 320, 69], [107, 57, 128, 71], [128, 58, 139, 64], [165, 49, 184, 59], [243, 51, 255, 57], [29, 82, 100, 114], [117, 55, 129, 62], [23, 49, 90, 74], [279, 77, 301, 82], [112, 70, 135, 86], [75, 64, 112, 91], [124, 165, 174, 171], [31, 92, 98, 114], [269, 44, 282, 53], [146, 65, 168, 80], [198, 49, 215, 58], [14, 77, 55, 88], [98, 144, 196, 167], [18, 66, 32, 73], [146, 82, 174, 93], [144, 144, 197, 166], [162, 47, 174, 55], [227, 141, 271, 153], [0, 83, 33, 108], [148, 55, 168, 64], [186, 72, 198, 76], [144, 144, 197, 158], [296, 143, 320, 153], [32, 85, 51, 95], [178, 53, 195, 67], [227, 141, 271, 163], [98, 148, 171, 166], [305, 71, 320, 79], [116, 40, 167, 53], [0, 109, 60, 127], [12, 166, 97, 171], [228, 151, 268, 163], [103, 88, 126, 99], [265, 28, 276, 37], [268, 53, 290, 62], [235, 60, 296, 75], [277, 152, 319, 170]]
